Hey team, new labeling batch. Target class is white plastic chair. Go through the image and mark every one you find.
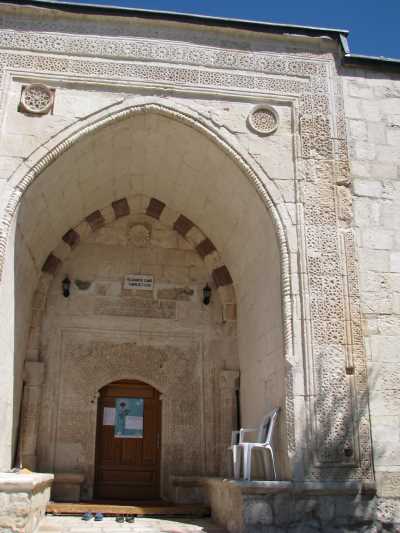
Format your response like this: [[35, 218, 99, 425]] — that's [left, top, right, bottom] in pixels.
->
[[231, 407, 280, 481]]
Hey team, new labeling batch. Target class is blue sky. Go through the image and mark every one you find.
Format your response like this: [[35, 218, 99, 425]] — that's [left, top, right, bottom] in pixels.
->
[[59, 0, 399, 59]]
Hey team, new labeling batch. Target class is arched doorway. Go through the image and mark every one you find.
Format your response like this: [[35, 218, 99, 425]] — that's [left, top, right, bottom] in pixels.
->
[[94, 380, 161, 501]]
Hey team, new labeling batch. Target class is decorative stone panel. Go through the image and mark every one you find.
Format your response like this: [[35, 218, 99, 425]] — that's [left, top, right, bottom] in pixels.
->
[[44, 331, 206, 499], [128, 223, 151, 247], [19, 83, 54, 115], [247, 105, 279, 135]]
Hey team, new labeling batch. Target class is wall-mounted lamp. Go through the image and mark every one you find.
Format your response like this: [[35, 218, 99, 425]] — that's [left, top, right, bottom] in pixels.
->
[[203, 284, 212, 306], [62, 276, 71, 298]]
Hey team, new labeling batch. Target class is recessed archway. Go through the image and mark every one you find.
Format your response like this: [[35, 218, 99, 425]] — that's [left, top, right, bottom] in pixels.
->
[[4, 101, 298, 485]]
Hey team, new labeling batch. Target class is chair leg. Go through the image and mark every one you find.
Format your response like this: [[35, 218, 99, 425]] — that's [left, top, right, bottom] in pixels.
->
[[269, 447, 277, 480], [262, 450, 270, 479], [243, 445, 252, 481], [232, 445, 241, 480]]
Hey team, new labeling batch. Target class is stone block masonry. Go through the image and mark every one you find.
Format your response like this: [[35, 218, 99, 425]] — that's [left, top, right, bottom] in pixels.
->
[[344, 72, 400, 509], [0, 472, 53, 533], [205, 479, 382, 533]]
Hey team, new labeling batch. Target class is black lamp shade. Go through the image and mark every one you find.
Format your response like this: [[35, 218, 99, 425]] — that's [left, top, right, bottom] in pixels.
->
[[62, 276, 71, 298], [203, 284, 211, 305]]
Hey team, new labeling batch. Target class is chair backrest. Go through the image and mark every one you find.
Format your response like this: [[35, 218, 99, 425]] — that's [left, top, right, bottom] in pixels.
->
[[257, 407, 280, 444]]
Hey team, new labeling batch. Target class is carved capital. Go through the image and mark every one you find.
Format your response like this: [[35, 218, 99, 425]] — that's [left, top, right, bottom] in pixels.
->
[[219, 370, 240, 390]]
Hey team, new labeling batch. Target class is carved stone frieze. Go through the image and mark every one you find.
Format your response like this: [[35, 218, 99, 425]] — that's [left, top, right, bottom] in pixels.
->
[[46, 332, 205, 497]]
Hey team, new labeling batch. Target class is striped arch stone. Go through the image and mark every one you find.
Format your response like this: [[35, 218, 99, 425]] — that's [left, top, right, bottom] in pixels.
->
[[39, 194, 236, 324]]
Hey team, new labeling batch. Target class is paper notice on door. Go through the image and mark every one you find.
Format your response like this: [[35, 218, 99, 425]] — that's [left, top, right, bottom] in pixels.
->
[[103, 407, 115, 426], [114, 397, 144, 438]]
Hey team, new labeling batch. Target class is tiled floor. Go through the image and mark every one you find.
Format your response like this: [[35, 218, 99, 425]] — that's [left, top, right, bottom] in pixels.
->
[[37, 515, 227, 533]]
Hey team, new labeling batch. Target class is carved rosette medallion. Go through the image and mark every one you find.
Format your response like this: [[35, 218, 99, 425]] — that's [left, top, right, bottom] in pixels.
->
[[20, 83, 54, 115], [247, 105, 279, 135], [128, 224, 151, 247]]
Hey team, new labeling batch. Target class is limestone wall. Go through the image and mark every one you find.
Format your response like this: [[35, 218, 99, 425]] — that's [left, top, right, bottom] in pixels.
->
[[343, 69, 400, 517]]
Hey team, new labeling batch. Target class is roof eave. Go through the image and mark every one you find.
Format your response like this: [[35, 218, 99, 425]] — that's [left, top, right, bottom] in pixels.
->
[[2, 0, 350, 39]]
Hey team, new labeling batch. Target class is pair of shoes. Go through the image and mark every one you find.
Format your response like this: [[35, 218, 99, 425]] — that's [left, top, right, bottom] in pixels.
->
[[115, 515, 136, 523], [82, 512, 104, 521]]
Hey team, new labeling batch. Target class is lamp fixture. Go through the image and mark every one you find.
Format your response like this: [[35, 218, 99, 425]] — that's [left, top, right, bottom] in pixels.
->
[[203, 284, 211, 305], [62, 276, 71, 298]]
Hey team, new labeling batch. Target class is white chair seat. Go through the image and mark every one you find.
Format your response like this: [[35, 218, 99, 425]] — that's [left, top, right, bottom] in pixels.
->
[[230, 407, 280, 481]]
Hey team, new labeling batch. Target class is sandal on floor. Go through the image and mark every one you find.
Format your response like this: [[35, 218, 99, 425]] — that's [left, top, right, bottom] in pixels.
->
[[94, 512, 104, 521], [116, 515, 124, 523], [82, 512, 93, 521], [125, 515, 136, 523]]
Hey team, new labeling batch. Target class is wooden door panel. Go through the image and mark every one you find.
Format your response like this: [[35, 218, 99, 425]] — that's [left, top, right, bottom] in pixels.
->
[[120, 440, 143, 465], [94, 380, 161, 501], [100, 469, 155, 483]]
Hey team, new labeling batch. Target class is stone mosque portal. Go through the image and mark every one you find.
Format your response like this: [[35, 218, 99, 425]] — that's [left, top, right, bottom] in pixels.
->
[[11, 106, 287, 500]]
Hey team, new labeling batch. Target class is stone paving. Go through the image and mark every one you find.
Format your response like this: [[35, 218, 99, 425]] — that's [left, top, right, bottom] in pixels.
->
[[37, 515, 227, 533]]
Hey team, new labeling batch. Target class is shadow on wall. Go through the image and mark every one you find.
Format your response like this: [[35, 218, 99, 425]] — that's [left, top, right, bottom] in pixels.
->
[[232, 356, 375, 485]]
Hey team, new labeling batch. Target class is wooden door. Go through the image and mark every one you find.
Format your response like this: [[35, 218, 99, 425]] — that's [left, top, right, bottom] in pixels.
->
[[94, 380, 161, 501]]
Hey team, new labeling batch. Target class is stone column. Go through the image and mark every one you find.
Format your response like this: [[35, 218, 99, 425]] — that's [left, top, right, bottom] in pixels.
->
[[218, 369, 240, 476], [19, 361, 45, 470]]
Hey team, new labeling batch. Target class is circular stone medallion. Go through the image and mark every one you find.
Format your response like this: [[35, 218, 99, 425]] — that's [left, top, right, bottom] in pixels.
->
[[20, 84, 54, 114], [128, 224, 151, 247], [248, 105, 279, 136]]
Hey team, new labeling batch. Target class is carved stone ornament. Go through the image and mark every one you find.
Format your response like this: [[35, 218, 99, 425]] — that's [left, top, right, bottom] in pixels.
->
[[128, 224, 151, 247], [247, 105, 279, 135], [20, 83, 54, 115]]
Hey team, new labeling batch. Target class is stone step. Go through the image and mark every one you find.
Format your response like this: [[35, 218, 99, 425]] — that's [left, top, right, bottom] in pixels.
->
[[47, 502, 210, 518]]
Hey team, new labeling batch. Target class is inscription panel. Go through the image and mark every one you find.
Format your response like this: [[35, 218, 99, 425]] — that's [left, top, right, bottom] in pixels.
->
[[95, 297, 176, 319]]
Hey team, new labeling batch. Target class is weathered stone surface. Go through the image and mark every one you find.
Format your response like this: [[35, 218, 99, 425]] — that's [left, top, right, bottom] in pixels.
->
[[244, 499, 273, 527], [95, 296, 177, 319], [274, 493, 294, 526], [0, 474, 53, 533]]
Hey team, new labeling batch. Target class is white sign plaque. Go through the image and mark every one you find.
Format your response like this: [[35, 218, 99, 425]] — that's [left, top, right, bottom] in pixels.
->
[[124, 274, 153, 290]]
